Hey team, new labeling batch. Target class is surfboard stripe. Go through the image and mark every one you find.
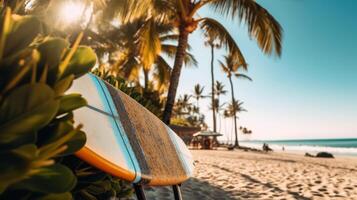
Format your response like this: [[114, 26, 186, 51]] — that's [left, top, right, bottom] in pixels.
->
[[86, 105, 117, 117], [92, 75, 142, 183], [104, 82, 152, 184]]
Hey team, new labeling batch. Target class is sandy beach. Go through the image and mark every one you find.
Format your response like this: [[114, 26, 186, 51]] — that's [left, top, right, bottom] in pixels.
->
[[143, 149, 357, 200]]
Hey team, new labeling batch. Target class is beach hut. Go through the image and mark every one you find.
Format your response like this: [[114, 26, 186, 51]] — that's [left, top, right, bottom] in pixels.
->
[[170, 125, 201, 145], [192, 131, 223, 149]]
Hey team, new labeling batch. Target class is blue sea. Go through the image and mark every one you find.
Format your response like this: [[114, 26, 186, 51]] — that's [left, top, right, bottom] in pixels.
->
[[239, 138, 357, 157]]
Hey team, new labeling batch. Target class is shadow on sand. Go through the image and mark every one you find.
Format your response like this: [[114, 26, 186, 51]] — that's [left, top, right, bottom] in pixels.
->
[[142, 178, 240, 200], [209, 163, 311, 200], [240, 174, 311, 200]]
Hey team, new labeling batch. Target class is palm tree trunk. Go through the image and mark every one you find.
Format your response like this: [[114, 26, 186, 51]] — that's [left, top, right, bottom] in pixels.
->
[[143, 69, 149, 91], [218, 113, 221, 133], [228, 76, 239, 147], [196, 98, 200, 119], [210, 44, 217, 132], [162, 26, 189, 125]]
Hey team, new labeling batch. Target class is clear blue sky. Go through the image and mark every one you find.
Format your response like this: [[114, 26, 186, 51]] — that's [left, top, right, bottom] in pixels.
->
[[176, 0, 357, 141]]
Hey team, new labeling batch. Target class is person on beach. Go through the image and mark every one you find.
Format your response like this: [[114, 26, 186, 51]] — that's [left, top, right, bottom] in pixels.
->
[[263, 143, 273, 152]]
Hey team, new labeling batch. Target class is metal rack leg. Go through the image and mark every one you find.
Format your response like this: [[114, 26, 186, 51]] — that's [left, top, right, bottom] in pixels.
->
[[173, 185, 183, 200], [134, 184, 147, 200]]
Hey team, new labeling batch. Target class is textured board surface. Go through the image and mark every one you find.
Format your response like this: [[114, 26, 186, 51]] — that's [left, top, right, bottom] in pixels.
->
[[68, 74, 194, 185]]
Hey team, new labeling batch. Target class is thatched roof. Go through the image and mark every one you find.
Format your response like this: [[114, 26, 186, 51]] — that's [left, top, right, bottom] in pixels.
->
[[193, 131, 223, 137], [169, 125, 201, 135]]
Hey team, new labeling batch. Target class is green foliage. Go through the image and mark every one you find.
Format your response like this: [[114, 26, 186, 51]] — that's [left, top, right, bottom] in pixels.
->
[[172, 93, 206, 128], [62, 156, 133, 200], [0, 8, 96, 199]]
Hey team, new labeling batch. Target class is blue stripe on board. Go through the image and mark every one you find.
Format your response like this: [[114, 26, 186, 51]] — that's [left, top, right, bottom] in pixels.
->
[[165, 126, 193, 176], [87, 74, 139, 181], [92, 74, 142, 183]]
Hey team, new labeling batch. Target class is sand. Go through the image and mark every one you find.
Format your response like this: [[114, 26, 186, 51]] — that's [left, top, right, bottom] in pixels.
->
[[141, 149, 357, 200]]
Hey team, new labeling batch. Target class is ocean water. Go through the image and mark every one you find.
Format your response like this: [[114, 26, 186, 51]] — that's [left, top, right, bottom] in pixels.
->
[[239, 138, 357, 156]]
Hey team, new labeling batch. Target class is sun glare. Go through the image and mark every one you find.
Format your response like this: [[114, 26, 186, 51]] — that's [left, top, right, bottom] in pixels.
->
[[58, 1, 86, 24]]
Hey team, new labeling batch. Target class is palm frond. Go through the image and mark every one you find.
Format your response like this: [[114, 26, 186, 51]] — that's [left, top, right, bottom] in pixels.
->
[[161, 44, 177, 57], [136, 19, 162, 70], [200, 17, 247, 69], [103, 0, 152, 22], [151, 0, 177, 21], [209, 0, 283, 56], [234, 73, 252, 81], [118, 56, 140, 80], [184, 52, 198, 67], [153, 55, 171, 87], [161, 44, 197, 67], [193, 84, 205, 97], [160, 34, 179, 42], [215, 81, 227, 95], [218, 60, 230, 74]]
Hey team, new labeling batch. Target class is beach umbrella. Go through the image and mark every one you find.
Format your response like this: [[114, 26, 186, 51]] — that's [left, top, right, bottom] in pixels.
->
[[193, 130, 223, 137]]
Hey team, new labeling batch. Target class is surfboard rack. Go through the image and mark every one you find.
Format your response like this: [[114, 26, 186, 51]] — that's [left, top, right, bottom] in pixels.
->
[[69, 74, 193, 199], [133, 184, 146, 200], [133, 184, 183, 200], [173, 185, 183, 200]]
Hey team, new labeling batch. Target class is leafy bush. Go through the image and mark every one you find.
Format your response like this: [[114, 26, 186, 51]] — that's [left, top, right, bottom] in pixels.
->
[[0, 8, 96, 199]]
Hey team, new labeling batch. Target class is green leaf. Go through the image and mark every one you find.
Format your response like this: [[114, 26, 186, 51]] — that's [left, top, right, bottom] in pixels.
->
[[0, 48, 32, 76], [37, 38, 69, 84], [0, 131, 36, 151], [62, 46, 97, 78], [14, 164, 77, 193], [1, 50, 40, 94], [58, 33, 83, 79], [53, 75, 74, 95], [0, 83, 59, 147], [87, 180, 112, 195], [0, 150, 32, 193], [38, 121, 86, 156], [12, 144, 38, 160], [37, 38, 69, 68], [4, 15, 42, 57], [37, 121, 73, 147], [57, 94, 87, 115], [59, 130, 86, 156]]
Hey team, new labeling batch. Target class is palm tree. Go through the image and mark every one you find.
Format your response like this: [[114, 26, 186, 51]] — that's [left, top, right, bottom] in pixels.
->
[[100, 18, 197, 92], [17, 0, 199, 94], [214, 81, 227, 132], [224, 100, 247, 146], [24, 0, 283, 126], [192, 83, 205, 108], [173, 94, 192, 117], [154, 0, 283, 124], [204, 37, 222, 133], [241, 127, 252, 134], [220, 55, 252, 147], [215, 81, 227, 102]]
